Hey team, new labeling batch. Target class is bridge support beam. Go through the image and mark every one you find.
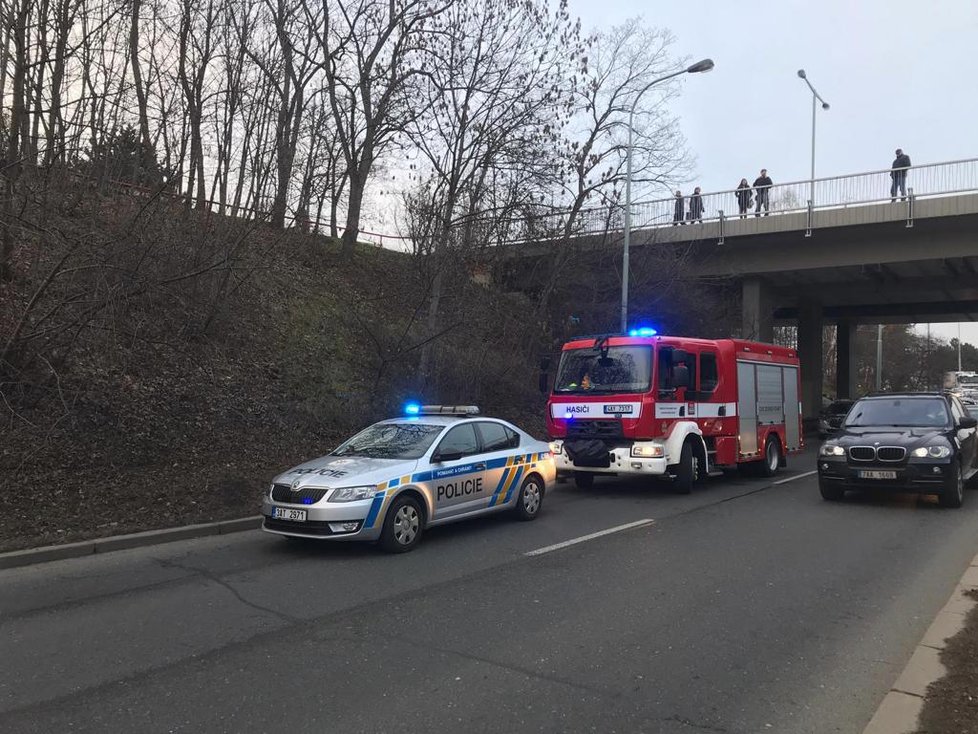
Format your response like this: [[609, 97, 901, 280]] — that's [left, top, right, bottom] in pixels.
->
[[835, 319, 857, 399], [742, 278, 775, 342], [798, 302, 823, 428]]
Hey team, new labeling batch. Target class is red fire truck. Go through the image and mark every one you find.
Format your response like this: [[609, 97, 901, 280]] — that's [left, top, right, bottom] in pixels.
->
[[545, 330, 804, 492]]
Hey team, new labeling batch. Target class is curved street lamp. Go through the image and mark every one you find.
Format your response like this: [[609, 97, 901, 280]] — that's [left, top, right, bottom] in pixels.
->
[[621, 59, 714, 333], [797, 69, 830, 207]]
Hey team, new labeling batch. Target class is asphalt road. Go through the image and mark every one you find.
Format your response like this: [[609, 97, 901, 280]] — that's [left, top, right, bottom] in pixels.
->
[[3, 453, 978, 734]]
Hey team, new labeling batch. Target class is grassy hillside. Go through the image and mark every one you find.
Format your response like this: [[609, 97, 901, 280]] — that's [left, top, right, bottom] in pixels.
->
[[0, 177, 548, 551]]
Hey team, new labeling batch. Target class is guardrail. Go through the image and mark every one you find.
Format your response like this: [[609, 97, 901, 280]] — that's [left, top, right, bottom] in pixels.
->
[[622, 157, 978, 234], [512, 157, 978, 241]]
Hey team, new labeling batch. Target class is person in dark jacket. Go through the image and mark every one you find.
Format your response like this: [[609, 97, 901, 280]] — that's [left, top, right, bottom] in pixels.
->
[[688, 187, 704, 223], [753, 169, 772, 216], [673, 190, 684, 225], [736, 178, 752, 218], [890, 148, 911, 201]]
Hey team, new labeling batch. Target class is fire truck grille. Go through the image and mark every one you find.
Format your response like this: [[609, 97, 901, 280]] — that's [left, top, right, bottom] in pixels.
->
[[566, 420, 624, 440]]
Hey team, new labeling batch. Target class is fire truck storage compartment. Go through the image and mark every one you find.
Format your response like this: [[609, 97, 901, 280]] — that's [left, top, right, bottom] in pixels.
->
[[737, 360, 800, 455]]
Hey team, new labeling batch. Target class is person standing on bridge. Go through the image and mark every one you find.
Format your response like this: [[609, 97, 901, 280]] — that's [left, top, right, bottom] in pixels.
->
[[753, 169, 773, 216], [736, 178, 752, 218], [688, 187, 704, 223], [673, 190, 685, 225], [890, 148, 911, 201]]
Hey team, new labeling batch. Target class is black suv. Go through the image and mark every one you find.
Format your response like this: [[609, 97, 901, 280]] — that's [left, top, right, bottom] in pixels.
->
[[817, 392, 978, 508]]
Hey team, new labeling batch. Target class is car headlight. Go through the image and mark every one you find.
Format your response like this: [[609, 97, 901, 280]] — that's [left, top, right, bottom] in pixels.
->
[[820, 444, 845, 456], [631, 444, 664, 458], [911, 446, 952, 459], [549, 441, 563, 455], [328, 485, 380, 502]]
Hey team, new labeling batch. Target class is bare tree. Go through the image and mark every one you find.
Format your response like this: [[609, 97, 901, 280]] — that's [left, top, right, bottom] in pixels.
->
[[301, 0, 450, 254], [406, 0, 584, 384], [533, 20, 691, 316]]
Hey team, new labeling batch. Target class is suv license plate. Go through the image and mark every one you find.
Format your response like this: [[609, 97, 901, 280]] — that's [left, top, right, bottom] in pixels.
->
[[272, 507, 307, 521], [858, 470, 896, 480]]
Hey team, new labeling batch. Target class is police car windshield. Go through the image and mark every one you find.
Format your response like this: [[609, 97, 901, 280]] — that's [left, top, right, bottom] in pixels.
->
[[845, 398, 950, 428], [554, 346, 652, 394], [331, 423, 444, 460]]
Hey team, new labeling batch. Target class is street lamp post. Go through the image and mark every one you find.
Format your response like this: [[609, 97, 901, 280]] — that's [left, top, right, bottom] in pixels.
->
[[620, 58, 714, 334], [797, 69, 829, 208]]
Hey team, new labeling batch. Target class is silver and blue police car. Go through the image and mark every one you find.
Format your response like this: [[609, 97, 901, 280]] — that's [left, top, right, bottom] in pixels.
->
[[262, 405, 556, 552]]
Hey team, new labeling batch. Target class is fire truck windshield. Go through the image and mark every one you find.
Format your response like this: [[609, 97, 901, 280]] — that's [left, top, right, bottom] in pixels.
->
[[553, 346, 652, 394]]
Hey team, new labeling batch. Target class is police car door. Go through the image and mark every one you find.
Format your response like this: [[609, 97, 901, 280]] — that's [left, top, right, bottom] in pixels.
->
[[428, 423, 490, 520], [474, 421, 523, 510]]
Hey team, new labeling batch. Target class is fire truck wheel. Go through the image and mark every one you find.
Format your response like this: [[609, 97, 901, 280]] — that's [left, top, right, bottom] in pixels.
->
[[758, 436, 782, 478], [574, 472, 595, 489], [674, 441, 695, 494]]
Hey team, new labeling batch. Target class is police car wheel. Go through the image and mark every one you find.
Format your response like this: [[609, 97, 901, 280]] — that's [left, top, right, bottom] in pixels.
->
[[379, 496, 424, 553], [514, 476, 544, 521]]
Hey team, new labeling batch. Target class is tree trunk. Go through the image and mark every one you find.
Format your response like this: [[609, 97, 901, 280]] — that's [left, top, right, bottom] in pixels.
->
[[341, 156, 371, 255], [1, 0, 29, 280], [129, 0, 151, 152]]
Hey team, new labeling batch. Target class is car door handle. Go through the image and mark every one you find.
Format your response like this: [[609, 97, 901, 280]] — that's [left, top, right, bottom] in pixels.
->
[[475, 463, 487, 471]]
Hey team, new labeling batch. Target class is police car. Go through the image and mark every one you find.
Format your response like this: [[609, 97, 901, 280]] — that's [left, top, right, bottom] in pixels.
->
[[262, 405, 556, 552]]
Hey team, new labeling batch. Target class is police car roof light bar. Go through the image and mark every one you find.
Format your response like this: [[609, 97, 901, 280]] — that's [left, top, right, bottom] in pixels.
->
[[418, 405, 480, 416]]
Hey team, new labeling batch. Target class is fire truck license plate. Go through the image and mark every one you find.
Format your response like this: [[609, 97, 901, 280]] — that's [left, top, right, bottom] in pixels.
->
[[858, 470, 896, 480], [603, 405, 634, 414]]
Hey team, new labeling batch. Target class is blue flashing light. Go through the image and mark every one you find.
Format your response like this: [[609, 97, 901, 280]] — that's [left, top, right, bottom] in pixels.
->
[[628, 327, 658, 337], [404, 402, 421, 416], [564, 411, 575, 420], [302, 497, 314, 505]]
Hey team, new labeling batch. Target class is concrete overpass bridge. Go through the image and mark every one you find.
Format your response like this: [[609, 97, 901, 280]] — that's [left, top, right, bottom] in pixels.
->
[[515, 158, 978, 419]]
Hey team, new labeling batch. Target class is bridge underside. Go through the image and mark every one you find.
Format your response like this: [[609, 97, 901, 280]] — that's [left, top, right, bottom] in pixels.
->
[[720, 209, 978, 423]]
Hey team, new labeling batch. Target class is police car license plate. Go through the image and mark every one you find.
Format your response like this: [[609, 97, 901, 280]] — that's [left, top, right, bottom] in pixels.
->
[[272, 507, 307, 522], [858, 470, 896, 480]]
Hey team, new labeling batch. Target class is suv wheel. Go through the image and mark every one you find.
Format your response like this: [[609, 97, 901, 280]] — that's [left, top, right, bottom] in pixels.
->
[[939, 462, 965, 509]]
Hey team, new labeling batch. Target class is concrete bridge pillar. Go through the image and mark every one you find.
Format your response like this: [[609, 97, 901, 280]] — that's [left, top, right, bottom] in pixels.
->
[[798, 302, 823, 426], [835, 319, 857, 399], [742, 278, 775, 343]]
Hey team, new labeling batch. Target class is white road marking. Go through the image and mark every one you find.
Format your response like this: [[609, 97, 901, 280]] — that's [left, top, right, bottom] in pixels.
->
[[773, 470, 817, 485], [525, 519, 655, 557]]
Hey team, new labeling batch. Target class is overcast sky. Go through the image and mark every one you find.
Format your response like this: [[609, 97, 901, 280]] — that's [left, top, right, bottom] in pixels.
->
[[567, 0, 978, 348]]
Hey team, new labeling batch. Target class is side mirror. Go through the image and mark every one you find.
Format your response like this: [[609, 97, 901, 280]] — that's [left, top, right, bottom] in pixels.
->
[[959, 416, 978, 430], [672, 364, 690, 388], [433, 451, 463, 463]]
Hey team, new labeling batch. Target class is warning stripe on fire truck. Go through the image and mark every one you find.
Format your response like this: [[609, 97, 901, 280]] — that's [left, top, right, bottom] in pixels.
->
[[654, 402, 738, 418]]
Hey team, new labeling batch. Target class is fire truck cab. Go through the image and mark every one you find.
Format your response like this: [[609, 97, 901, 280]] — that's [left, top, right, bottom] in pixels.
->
[[545, 332, 804, 492]]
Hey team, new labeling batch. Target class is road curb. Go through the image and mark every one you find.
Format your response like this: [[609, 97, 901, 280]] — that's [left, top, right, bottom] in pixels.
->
[[863, 551, 978, 734], [0, 516, 263, 570]]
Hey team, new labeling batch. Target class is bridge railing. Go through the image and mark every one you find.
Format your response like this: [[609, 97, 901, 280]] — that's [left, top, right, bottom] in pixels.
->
[[555, 157, 978, 235]]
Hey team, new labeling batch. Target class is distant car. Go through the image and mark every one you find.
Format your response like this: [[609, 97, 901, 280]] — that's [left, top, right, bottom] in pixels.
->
[[262, 405, 555, 552], [817, 392, 978, 508], [818, 398, 856, 439]]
